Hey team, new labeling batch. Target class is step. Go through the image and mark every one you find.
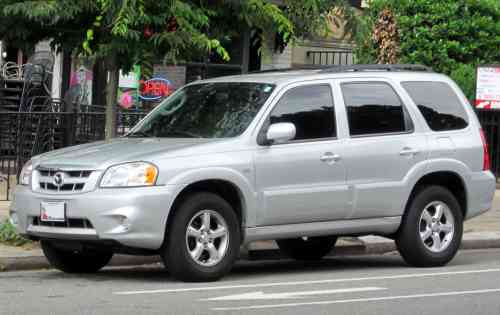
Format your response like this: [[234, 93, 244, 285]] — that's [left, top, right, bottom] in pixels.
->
[[0, 96, 21, 101], [0, 87, 23, 93], [2, 78, 25, 84]]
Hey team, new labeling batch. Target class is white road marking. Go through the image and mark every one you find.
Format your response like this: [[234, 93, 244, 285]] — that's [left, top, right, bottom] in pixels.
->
[[211, 288, 500, 311], [203, 287, 385, 301], [113, 268, 500, 295]]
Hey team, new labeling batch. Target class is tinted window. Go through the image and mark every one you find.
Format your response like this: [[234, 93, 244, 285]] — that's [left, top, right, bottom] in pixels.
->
[[269, 85, 335, 141], [402, 81, 468, 131], [342, 82, 411, 136]]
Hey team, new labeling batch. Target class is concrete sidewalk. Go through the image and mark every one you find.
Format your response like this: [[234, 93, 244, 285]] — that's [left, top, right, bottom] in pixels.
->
[[2, 191, 500, 271]]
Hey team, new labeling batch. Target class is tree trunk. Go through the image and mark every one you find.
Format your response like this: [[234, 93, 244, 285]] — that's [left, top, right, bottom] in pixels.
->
[[92, 58, 107, 106], [105, 55, 118, 139]]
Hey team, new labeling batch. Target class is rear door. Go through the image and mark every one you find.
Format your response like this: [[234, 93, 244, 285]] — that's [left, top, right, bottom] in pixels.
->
[[400, 81, 471, 164], [338, 79, 427, 219]]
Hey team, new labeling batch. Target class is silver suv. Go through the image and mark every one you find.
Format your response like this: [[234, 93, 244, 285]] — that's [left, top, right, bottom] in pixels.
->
[[10, 65, 496, 281]]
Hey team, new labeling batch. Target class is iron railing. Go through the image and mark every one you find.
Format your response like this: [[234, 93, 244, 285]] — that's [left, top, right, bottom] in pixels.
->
[[0, 108, 149, 200], [3, 107, 499, 200], [306, 50, 353, 66], [476, 109, 500, 177]]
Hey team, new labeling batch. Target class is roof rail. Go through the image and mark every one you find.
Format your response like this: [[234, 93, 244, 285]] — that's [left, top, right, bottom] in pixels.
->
[[248, 65, 326, 74], [319, 64, 433, 73], [246, 64, 433, 75]]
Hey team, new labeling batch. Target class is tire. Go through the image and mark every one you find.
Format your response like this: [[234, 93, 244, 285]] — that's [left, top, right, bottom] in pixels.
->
[[277, 236, 337, 260], [162, 192, 240, 282], [41, 241, 113, 273], [396, 185, 463, 267]]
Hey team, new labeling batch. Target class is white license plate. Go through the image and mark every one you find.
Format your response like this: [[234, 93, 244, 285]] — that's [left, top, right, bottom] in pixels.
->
[[40, 202, 66, 222]]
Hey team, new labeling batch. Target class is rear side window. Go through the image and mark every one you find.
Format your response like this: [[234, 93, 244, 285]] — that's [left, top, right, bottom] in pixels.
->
[[268, 84, 336, 141], [341, 82, 412, 136], [401, 81, 468, 131]]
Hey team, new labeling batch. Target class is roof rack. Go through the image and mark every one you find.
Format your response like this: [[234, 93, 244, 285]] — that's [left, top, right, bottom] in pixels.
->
[[247, 64, 433, 75], [248, 65, 326, 74], [319, 64, 433, 73]]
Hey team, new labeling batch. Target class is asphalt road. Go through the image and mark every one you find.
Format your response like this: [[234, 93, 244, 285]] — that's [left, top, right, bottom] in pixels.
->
[[2, 249, 500, 315]]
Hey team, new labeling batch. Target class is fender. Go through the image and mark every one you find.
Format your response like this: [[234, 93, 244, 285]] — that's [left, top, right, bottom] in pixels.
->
[[166, 166, 258, 227], [402, 157, 470, 214]]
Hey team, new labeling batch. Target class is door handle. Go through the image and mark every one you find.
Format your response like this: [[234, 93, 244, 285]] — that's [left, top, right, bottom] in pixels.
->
[[399, 147, 419, 156], [320, 152, 341, 163]]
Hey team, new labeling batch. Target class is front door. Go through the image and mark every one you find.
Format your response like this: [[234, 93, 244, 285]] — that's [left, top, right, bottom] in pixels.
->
[[254, 83, 350, 226]]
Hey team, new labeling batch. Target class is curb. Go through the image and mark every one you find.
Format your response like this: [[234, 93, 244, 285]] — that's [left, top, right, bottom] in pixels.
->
[[0, 254, 161, 272], [245, 234, 500, 261], [2, 235, 500, 272], [244, 239, 394, 261]]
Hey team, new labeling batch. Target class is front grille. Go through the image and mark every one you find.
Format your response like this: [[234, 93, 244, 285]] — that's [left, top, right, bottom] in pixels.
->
[[39, 169, 92, 178], [37, 168, 93, 193], [31, 216, 94, 229]]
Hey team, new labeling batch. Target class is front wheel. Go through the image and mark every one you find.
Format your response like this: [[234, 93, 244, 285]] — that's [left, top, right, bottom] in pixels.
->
[[277, 236, 337, 260], [162, 192, 240, 282], [41, 241, 113, 273], [396, 185, 463, 267]]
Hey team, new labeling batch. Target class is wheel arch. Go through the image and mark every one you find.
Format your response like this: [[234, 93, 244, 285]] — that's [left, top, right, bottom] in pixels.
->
[[164, 173, 253, 245], [405, 171, 467, 218]]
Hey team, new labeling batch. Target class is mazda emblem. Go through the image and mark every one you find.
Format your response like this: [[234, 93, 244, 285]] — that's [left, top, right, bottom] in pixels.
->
[[53, 172, 65, 187]]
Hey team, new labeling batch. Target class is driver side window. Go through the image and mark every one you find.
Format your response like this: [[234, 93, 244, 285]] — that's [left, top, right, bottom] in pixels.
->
[[269, 84, 336, 141]]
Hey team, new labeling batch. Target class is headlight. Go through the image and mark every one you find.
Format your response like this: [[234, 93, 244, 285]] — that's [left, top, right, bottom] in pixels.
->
[[100, 162, 158, 188], [20, 160, 33, 186]]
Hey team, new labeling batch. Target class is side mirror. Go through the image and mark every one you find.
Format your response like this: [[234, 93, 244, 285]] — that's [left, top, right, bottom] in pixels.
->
[[266, 122, 296, 145]]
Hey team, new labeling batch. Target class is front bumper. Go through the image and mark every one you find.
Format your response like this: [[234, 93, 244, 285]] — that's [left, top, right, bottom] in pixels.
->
[[9, 185, 176, 250]]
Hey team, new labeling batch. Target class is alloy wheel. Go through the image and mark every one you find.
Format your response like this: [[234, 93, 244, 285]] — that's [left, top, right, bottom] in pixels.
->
[[419, 201, 455, 253], [185, 210, 229, 267]]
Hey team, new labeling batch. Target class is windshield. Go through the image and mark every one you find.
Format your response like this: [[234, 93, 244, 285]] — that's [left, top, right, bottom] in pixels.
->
[[128, 82, 275, 138]]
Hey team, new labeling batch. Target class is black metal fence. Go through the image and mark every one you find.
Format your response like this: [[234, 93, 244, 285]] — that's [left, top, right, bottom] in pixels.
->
[[306, 50, 354, 66], [2, 107, 500, 200], [0, 108, 148, 200], [476, 109, 500, 177]]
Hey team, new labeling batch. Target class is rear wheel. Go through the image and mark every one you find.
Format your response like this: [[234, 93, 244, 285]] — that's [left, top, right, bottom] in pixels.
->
[[162, 192, 240, 282], [41, 241, 113, 273], [277, 236, 337, 260], [396, 185, 463, 267]]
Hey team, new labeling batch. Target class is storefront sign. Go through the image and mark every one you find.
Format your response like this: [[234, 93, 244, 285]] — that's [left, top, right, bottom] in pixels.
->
[[118, 65, 141, 109], [139, 77, 174, 101], [68, 59, 93, 105], [476, 65, 500, 109]]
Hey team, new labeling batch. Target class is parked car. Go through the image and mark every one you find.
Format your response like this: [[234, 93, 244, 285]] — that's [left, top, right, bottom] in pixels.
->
[[10, 64, 496, 281]]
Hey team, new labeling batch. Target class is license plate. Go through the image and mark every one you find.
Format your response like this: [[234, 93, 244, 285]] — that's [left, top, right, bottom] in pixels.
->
[[40, 202, 66, 222]]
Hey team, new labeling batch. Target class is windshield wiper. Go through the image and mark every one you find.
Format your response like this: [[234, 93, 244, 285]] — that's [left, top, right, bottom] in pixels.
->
[[163, 129, 202, 138], [126, 130, 152, 138]]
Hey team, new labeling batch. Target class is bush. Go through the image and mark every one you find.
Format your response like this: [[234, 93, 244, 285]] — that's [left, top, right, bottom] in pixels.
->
[[450, 63, 477, 102], [355, 0, 500, 97], [0, 219, 30, 246]]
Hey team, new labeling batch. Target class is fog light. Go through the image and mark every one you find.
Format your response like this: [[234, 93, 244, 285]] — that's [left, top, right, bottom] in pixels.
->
[[9, 212, 18, 226], [118, 216, 131, 231]]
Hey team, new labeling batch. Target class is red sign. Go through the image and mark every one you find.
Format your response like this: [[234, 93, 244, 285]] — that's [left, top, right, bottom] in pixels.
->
[[476, 66, 500, 109], [139, 78, 174, 101]]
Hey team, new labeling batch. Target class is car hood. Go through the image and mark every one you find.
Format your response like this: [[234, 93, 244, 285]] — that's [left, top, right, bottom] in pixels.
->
[[33, 137, 221, 169]]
